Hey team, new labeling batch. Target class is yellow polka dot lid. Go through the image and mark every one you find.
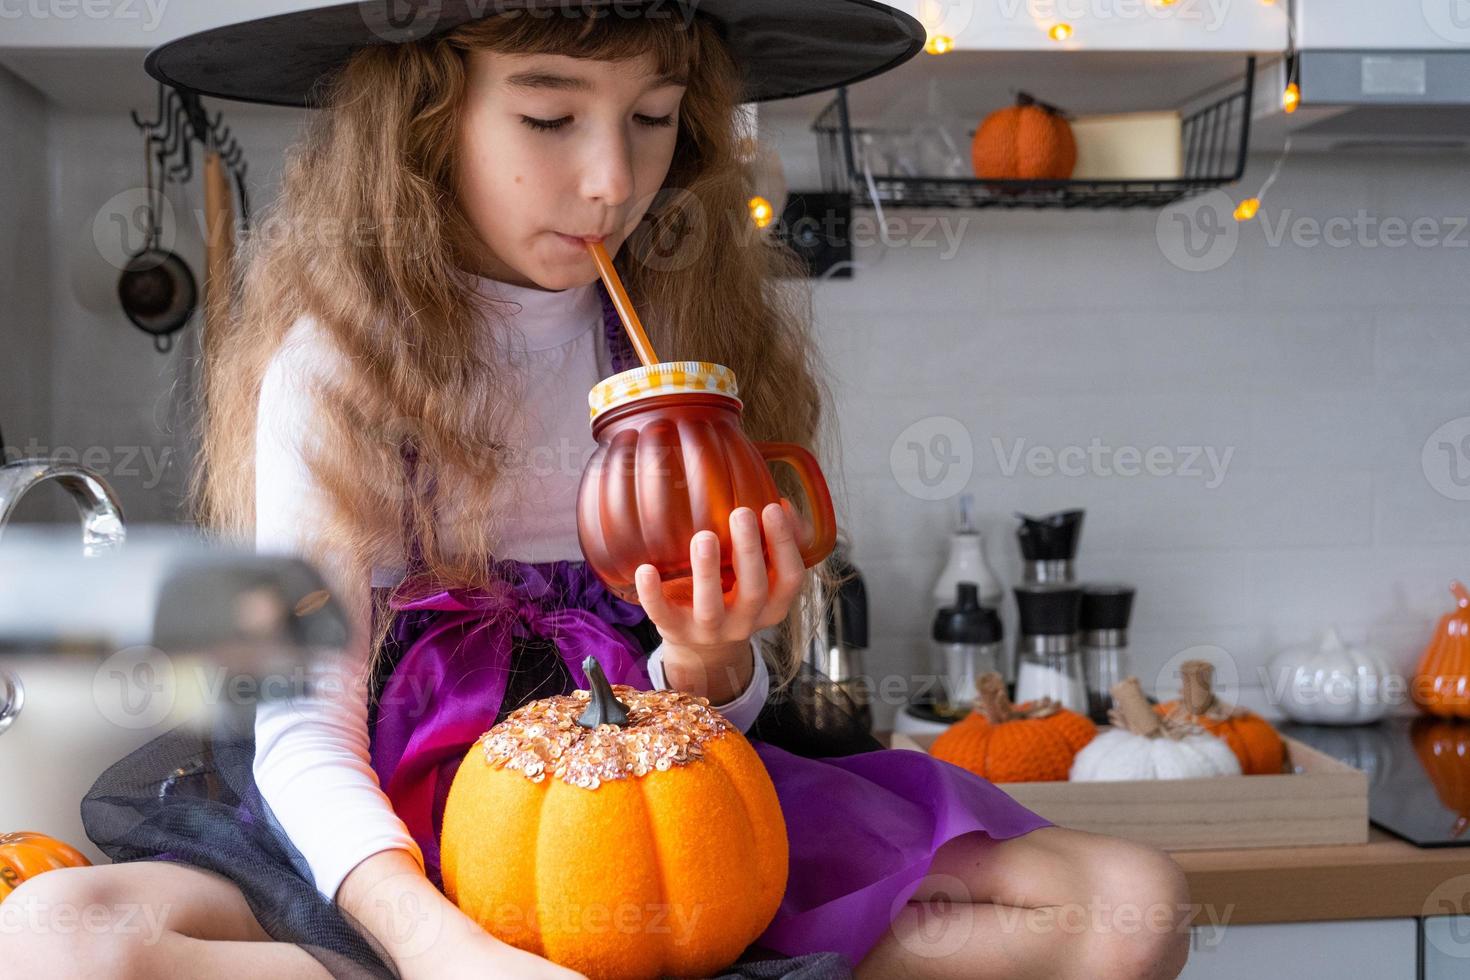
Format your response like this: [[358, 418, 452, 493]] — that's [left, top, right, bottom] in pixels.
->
[[588, 361, 741, 425]]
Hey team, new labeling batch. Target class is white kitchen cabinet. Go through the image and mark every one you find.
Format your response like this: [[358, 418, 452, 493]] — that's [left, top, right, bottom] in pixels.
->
[[885, 0, 1287, 53], [1180, 918, 1417, 980], [1294, 0, 1464, 49], [1, 0, 307, 49], [1, 0, 1289, 115], [1423, 916, 1470, 979], [4, 0, 1291, 55]]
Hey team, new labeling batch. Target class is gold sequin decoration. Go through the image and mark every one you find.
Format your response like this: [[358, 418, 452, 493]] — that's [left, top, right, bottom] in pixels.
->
[[477, 684, 733, 790]]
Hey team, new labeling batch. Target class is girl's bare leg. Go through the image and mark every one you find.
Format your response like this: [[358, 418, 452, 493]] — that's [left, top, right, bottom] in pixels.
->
[[0, 861, 334, 979], [855, 826, 1192, 980]]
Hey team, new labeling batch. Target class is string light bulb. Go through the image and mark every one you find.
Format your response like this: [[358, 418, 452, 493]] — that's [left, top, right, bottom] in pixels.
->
[[1233, 135, 1293, 222], [1239, 0, 1296, 221], [1048, 22, 1073, 41], [925, 33, 955, 54], [748, 195, 774, 229], [1282, 82, 1300, 114]]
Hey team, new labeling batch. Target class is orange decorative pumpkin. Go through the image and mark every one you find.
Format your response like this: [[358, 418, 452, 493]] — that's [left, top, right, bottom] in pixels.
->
[[1412, 581, 1470, 718], [971, 92, 1078, 180], [441, 657, 787, 980], [931, 672, 1096, 782], [1411, 716, 1470, 838], [0, 831, 91, 900], [1155, 660, 1285, 775]]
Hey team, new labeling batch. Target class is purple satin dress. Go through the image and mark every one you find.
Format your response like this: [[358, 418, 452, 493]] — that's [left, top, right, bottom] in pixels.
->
[[365, 280, 1054, 969]]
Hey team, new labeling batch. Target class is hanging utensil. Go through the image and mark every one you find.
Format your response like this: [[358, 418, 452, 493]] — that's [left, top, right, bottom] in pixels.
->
[[202, 147, 236, 343], [117, 125, 197, 354]]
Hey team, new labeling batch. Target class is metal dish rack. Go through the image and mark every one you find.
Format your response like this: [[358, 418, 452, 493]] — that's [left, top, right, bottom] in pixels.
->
[[813, 56, 1255, 211]]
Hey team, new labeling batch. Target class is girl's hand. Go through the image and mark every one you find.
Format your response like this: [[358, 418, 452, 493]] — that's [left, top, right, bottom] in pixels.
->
[[634, 500, 811, 672], [407, 893, 589, 980], [461, 932, 588, 980], [413, 917, 587, 980], [339, 849, 587, 980]]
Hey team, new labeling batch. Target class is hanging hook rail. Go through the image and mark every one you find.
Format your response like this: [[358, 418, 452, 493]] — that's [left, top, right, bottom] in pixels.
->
[[130, 80, 251, 230]]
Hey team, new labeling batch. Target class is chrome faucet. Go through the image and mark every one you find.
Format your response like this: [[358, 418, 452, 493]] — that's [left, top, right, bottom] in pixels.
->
[[0, 462, 345, 745], [0, 457, 126, 555]]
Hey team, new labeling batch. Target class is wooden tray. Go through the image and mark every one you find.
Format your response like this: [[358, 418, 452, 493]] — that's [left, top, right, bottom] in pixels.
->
[[884, 729, 1369, 851]]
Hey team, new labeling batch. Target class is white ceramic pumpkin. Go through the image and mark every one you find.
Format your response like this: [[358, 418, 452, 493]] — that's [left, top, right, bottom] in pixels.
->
[[1268, 627, 1394, 725], [1070, 677, 1242, 781]]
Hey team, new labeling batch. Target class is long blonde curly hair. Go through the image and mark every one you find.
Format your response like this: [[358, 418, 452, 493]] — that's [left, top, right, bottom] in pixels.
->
[[191, 10, 849, 697]]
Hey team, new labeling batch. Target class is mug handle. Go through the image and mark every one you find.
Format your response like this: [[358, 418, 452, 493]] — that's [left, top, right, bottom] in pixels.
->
[[753, 441, 838, 570]]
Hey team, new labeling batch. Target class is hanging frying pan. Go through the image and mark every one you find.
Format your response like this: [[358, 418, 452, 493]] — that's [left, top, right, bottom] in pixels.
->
[[118, 129, 197, 354]]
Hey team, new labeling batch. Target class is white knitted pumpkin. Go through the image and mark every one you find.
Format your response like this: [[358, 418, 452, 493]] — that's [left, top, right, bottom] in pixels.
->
[[1070, 677, 1242, 781]]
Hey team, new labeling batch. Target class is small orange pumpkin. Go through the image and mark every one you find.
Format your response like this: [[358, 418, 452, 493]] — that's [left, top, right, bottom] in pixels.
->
[[1412, 581, 1470, 718], [441, 657, 787, 980], [1411, 716, 1470, 838], [931, 672, 1097, 782], [0, 831, 91, 900], [1155, 660, 1285, 775], [971, 92, 1078, 180]]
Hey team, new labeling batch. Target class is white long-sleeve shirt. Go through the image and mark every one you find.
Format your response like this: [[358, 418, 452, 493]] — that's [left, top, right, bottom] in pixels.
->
[[252, 273, 769, 902]]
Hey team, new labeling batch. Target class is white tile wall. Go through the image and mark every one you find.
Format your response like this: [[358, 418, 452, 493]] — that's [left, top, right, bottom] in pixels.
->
[[0, 78, 303, 526], [796, 147, 1470, 729], [0, 64, 56, 521]]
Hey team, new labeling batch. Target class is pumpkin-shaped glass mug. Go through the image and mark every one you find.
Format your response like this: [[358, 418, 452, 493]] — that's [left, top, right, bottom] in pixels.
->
[[578, 361, 837, 604]]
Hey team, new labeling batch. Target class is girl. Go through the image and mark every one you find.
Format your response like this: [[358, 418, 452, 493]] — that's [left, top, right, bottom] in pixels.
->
[[5, 5, 1191, 979]]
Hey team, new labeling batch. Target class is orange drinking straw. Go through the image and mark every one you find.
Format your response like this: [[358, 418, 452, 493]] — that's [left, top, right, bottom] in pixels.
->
[[586, 240, 658, 367]]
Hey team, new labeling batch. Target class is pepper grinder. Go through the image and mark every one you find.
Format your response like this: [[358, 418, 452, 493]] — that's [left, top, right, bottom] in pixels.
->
[[1079, 584, 1136, 725], [1012, 584, 1087, 714], [1015, 509, 1085, 585]]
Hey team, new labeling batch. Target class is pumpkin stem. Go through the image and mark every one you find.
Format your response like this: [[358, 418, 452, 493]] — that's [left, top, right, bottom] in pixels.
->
[[1025, 697, 1062, 719], [576, 655, 630, 729], [976, 672, 1014, 724], [1178, 660, 1218, 716], [1108, 677, 1164, 737], [1013, 90, 1070, 118], [1452, 580, 1469, 609], [976, 672, 1064, 721]]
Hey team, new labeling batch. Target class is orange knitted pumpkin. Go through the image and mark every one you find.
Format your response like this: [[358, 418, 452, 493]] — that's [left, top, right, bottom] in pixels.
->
[[1412, 581, 1470, 718], [971, 92, 1078, 180], [930, 672, 1096, 782], [1411, 715, 1470, 838], [441, 657, 787, 980], [0, 831, 91, 900], [1155, 660, 1285, 775]]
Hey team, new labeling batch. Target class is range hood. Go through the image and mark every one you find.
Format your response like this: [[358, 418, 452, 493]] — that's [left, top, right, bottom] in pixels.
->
[[1259, 0, 1470, 152]]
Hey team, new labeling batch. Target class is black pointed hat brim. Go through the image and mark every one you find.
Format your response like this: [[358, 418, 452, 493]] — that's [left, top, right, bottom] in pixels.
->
[[143, 0, 927, 108]]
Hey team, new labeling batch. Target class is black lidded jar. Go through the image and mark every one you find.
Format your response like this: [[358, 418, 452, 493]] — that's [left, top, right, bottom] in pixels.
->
[[930, 582, 1004, 718]]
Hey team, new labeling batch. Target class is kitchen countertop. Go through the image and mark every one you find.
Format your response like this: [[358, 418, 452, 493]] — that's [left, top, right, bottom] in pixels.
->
[[873, 728, 1470, 926], [1170, 826, 1470, 925]]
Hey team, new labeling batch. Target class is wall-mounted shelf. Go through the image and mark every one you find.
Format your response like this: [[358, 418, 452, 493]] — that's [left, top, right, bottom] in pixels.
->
[[812, 56, 1255, 211]]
